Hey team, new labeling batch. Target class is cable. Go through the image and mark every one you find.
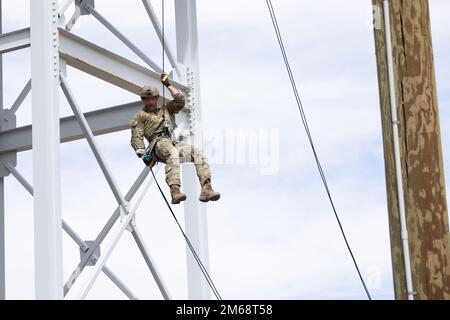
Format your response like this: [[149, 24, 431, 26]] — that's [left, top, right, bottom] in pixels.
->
[[162, 0, 166, 103], [158, 1, 221, 301], [150, 167, 223, 300], [265, 0, 372, 300]]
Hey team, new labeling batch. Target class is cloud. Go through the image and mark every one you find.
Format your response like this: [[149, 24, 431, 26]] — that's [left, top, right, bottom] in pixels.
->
[[2, 0, 449, 300]]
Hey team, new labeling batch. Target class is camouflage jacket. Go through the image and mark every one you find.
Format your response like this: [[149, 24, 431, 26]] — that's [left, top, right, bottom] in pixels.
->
[[129, 92, 185, 152]]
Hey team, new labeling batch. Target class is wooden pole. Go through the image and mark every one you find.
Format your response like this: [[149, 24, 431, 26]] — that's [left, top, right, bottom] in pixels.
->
[[372, 0, 450, 300]]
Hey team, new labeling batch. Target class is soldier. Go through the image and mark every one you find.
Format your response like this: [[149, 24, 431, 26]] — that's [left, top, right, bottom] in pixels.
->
[[129, 74, 220, 205]]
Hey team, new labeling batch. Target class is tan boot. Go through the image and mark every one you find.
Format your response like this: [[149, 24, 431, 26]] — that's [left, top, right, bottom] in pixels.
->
[[199, 182, 220, 202], [170, 185, 187, 204]]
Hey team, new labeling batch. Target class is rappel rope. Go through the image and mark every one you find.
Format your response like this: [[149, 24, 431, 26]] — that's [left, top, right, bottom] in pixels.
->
[[150, 167, 222, 300], [150, 0, 222, 300], [161, 0, 165, 105], [265, 0, 372, 300]]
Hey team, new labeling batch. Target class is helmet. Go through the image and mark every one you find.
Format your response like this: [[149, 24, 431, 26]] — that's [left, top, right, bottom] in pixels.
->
[[140, 85, 159, 98]]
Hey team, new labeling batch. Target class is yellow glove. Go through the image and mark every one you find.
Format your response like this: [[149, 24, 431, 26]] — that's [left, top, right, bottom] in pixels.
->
[[161, 73, 171, 88]]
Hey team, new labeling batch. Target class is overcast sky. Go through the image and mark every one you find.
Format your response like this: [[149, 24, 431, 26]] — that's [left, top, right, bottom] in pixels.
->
[[2, 0, 450, 300]]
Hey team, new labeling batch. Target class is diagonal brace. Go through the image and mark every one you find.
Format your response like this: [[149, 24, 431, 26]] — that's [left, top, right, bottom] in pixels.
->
[[3, 162, 138, 300], [80, 1, 162, 73], [60, 73, 128, 211]]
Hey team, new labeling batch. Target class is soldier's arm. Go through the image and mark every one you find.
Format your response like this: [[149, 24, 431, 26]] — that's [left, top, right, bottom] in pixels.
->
[[165, 86, 185, 114], [129, 115, 146, 153]]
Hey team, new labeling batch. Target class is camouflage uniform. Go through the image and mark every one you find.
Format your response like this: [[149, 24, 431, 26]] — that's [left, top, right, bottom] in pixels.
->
[[129, 92, 212, 187]]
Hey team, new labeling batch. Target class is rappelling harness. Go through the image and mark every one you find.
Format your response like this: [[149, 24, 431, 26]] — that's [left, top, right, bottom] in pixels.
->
[[142, 107, 177, 168]]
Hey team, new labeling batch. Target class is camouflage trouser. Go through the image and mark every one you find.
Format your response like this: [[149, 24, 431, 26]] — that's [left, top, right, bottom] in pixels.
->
[[154, 138, 212, 187]]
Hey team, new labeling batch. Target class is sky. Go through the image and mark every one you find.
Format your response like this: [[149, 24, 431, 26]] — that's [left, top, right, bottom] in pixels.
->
[[1, 0, 450, 300]]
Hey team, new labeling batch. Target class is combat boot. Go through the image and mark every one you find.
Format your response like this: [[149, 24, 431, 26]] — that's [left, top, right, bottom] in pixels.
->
[[170, 185, 187, 204], [199, 182, 221, 202]]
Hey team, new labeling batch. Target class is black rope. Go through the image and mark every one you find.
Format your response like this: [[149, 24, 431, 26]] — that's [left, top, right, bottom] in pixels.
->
[[162, 0, 165, 103], [159, 4, 222, 300], [265, 0, 372, 300], [157, 1, 222, 300], [150, 168, 223, 300]]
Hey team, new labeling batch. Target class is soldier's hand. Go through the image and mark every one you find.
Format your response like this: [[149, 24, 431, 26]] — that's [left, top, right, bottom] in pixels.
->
[[136, 149, 146, 158], [161, 73, 171, 88]]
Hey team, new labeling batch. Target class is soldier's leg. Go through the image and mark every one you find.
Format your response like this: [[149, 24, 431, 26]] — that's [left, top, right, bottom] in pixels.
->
[[178, 144, 211, 185], [155, 138, 186, 204], [178, 144, 220, 202], [155, 138, 181, 186]]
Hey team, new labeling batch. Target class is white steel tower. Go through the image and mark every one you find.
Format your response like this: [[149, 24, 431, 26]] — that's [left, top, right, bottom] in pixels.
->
[[0, 0, 211, 300]]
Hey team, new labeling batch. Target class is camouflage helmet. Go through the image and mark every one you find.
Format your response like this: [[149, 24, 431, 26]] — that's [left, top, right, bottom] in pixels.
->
[[140, 85, 159, 98]]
